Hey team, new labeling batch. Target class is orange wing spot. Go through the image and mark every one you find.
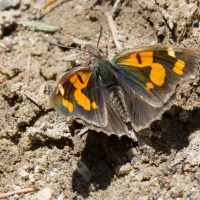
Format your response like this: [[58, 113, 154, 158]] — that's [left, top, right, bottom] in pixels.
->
[[58, 84, 65, 96], [167, 47, 176, 58], [119, 51, 167, 87], [120, 51, 153, 67], [173, 59, 185, 75], [146, 82, 154, 90], [74, 90, 91, 111], [69, 71, 94, 110], [62, 98, 73, 112], [69, 71, 91, 90], [92, 102, 98, 109], [150, 63, 166, 86]]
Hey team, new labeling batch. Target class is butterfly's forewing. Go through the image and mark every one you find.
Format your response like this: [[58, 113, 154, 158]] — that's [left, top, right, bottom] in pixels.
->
[[50, 66, 106, 127], [113, 46, 198, 107], [112, 45, 199, 131]]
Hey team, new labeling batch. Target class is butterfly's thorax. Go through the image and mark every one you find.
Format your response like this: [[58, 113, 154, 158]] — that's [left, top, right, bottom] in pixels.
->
[[97, 59, 117, 86], [97, 59, 130, 123]]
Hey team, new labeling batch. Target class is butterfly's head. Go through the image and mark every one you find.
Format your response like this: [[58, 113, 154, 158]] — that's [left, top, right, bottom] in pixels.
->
[[85, 44, 102, 59]]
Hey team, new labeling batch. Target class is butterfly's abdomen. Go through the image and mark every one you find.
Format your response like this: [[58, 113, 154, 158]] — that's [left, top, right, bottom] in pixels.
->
[[109, 87, 130, 123]]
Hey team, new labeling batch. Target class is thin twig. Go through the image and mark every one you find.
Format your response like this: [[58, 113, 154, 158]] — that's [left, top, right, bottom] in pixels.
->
[[106, 12, 122, 51], [24, 55, 31, 87], [0, 188, 34, 199]]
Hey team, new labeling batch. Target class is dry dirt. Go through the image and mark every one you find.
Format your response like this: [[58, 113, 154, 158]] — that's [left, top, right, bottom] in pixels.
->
[[0, 0, 200, 199]]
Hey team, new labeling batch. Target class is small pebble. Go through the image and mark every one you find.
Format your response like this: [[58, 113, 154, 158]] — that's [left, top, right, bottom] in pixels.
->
[[170, 187, 183, 198], [135, 172, 144, 182], [72, 161, 91, 182], [194, 171, 200, 182], [35, 188, 52, 200], [88, 183, 96, 191], [115, 163, 132, 176], [126, 147, 137, 158], [18, 169, 29, 180], [35, 165, 45, 173], [131, 156, 139, 165]]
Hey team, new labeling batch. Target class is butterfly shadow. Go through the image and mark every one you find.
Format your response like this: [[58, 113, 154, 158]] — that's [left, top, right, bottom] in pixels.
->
[[71, 105, 200, 198]]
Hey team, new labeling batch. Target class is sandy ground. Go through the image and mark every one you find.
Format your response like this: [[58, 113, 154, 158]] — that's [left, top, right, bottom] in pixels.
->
[[0, 0, 200, 199]]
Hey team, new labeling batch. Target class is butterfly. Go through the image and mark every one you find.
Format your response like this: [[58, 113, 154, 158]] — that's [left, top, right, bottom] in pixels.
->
[[50, 44, 199, 138]]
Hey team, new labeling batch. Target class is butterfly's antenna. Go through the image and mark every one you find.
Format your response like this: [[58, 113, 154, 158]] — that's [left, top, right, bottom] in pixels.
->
[[49, 42, 97, 57], [97, 25, 103, 50]]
